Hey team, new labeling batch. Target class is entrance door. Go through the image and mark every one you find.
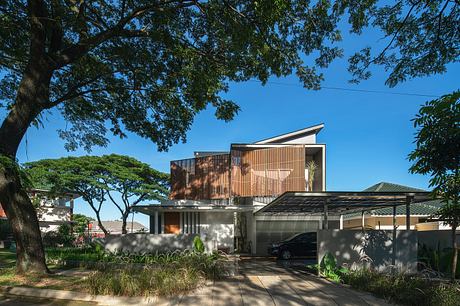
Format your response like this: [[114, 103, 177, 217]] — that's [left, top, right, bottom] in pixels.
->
[[164, 212, 180, 234]]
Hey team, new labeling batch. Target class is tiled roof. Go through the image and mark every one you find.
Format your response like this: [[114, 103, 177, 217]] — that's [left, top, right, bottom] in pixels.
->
[[90, 220, 148, 232], [369, 199, 442, 216], [363, 182, 426, 192], [344, 182, 439, 218]]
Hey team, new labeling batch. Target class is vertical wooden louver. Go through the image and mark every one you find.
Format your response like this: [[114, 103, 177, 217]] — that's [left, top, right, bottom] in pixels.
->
[[231, 146, 306, 197], [170, 154, 230, 200]]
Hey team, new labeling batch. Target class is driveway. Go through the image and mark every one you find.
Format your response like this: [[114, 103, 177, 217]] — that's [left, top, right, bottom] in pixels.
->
[[179, 257, 392, 306]]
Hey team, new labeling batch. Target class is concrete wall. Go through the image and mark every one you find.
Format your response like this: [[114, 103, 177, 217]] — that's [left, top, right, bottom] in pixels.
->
[[317, 230, 418, 273], [199, 212, 234, 253], [104, 233, 216, 253]]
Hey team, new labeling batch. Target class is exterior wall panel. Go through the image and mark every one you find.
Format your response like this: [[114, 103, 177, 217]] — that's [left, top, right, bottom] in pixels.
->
[[231, 146, 306, 197], [170, 154, 230, 200]]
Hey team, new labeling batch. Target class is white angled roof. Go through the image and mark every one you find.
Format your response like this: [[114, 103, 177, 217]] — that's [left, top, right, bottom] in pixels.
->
[[254, 123, 324, 144]]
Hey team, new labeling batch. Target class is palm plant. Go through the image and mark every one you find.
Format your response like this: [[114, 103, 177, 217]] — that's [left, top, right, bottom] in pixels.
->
[[307, 161, 317, 192]]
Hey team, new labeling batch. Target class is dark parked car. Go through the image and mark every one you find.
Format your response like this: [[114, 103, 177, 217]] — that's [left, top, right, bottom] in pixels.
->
[[268, 232, 317, 260]]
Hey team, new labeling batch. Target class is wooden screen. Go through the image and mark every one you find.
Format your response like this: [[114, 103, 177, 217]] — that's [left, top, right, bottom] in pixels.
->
[[170, 154, 230, 200], [231, 146, 306, 197], [164, 212, 180, 234]]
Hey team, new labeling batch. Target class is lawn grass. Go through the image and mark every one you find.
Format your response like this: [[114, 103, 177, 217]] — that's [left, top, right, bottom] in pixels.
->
[[0, 267, 86, 291], [0, 249, 85, 291]]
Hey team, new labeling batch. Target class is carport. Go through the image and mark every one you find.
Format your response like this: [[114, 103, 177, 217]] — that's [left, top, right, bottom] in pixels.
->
[[256, 191, 432, 271]]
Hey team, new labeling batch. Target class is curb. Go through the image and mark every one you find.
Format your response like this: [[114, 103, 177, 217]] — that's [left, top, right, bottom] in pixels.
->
[[0, 286, 179, 305]]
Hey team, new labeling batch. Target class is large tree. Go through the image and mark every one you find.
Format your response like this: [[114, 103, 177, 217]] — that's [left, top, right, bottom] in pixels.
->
[[0, 1, 458, 274], [0, 0, 344, 273], [25, 156, 112, 236], [99, 154, 169, 234], [27, 155, 170, 235], [409, 91, 460, 280]]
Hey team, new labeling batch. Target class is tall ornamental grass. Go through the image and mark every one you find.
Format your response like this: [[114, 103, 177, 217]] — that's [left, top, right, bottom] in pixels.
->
[[84, 251, 226, 296]]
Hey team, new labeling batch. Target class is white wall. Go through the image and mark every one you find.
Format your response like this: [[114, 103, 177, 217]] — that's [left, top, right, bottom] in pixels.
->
[[317, 230, 418, 273], [104, 233, 203, 253], [280, 134, 316, 144], [199, 212, 234, 253], [36, 206, 71, 233]]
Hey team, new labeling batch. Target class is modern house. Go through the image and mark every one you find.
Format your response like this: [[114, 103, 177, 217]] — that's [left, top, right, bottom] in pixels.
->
[[135, 123, 336, 254], [0, 188, 80, 233]]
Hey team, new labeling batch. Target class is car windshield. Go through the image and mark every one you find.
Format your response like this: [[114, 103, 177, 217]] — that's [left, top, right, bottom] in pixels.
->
[[284, 233, 302, 242]]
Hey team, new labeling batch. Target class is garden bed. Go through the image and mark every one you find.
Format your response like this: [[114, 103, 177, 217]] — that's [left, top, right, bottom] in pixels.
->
[[1, 247, 229, 297]]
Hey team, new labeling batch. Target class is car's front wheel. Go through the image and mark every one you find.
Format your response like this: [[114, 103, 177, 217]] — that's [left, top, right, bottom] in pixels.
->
[[280, 249, 291, 260]]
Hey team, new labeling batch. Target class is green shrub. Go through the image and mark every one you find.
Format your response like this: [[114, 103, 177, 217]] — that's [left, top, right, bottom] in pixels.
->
[[42, 224, 74, 248], [193, 236, 205, 253], [419, 243, 460, 278], [318, 252, 348, 283]]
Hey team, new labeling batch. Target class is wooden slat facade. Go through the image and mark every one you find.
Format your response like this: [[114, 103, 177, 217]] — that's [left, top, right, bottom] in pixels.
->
[[231, 146, 306, 197], [170, 146, 307, 200], [170, 154, 230, 200]]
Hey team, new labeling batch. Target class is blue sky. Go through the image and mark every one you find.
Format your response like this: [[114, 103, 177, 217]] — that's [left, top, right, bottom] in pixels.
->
[[3, 22, 459, 228]]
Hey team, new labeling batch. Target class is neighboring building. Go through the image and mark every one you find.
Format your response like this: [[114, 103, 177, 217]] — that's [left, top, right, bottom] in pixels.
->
[[135, 123, 332, 254], [0, 188, 80, 233], [89, 220, 148, 237], [343, 182, 446, 231]]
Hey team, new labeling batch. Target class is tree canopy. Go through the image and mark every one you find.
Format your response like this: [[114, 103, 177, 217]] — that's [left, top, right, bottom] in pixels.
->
[[1, 1, 457, 154], [409, 91, 460, 279], [25, 154, 169, 235]]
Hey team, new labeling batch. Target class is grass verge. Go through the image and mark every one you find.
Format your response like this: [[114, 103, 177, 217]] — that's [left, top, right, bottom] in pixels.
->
[[0, 267, 85, 291]]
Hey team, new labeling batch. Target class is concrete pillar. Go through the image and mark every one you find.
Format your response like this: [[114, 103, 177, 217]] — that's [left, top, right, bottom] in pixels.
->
[[154, 211, 158, 234], [323, 201, 329, 230], [361, 211, 365, 230], [392, 205, 397, 266], [406, 196, 412, 230], [339, 214, 343, 230]]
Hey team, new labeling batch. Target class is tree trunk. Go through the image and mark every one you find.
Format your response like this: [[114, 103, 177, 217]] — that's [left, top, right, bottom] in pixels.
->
[[451, 220, 458, 280], [121, 212, 129, 234], [0, 167, 49, 274], [95, 213, 109, 237], [0, 59, 53, 274]]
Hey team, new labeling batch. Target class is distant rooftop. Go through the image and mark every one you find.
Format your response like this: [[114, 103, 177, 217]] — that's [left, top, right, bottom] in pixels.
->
[[356, 182, 439, 217], [364, 182, 426, 193], [90, 220, 148, 233]]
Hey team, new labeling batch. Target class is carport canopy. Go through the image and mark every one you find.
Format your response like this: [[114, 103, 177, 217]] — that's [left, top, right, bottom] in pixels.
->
[[256, 191, 433, 230]]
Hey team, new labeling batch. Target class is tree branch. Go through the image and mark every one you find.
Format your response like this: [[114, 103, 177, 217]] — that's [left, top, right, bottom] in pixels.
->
[[54, 1, 197, 67], [27, 0, 49, 59]]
